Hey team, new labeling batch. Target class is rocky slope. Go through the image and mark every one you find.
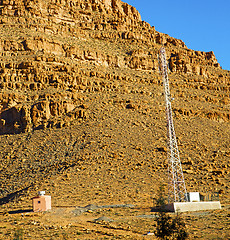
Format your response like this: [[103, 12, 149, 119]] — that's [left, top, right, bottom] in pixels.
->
[[0, 0, 230, 239]]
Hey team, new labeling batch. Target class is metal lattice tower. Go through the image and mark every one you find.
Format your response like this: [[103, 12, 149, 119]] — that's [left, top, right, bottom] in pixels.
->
[[158, 47, 188, 203]]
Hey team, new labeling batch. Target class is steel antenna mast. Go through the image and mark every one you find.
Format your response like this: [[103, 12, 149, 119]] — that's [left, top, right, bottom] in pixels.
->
[[158, 47, 188, 203]]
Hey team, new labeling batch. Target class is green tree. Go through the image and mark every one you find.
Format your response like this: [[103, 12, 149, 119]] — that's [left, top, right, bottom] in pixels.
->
[[154, 185, 189, 240], [171, 212, 189, 240], [155, 211, 173, 240]]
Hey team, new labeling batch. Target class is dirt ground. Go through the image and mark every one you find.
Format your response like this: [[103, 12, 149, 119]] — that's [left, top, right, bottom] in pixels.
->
[[1, 202, 230, 239]]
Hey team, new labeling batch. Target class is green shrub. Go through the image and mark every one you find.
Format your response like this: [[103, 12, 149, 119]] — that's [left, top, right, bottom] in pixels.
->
[[13, 228, 23, 240], [154, 185, 188, 240]]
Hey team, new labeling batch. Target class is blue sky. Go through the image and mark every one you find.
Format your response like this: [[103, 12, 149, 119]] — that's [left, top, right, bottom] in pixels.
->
[[124, 0, 230, 70]]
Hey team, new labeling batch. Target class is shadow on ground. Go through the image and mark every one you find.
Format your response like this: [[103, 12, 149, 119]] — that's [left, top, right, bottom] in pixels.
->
[[8, 209, 33, 214]]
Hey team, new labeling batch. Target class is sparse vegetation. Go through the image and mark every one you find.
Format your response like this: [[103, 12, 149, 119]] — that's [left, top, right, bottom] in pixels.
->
[[13, 228, 23, 240], [154, 185, 188, 240]]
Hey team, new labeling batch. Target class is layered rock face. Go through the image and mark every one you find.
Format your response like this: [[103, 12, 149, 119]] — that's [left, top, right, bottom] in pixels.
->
[[0, 0, 230, 222], [0, 0, 229, 134]]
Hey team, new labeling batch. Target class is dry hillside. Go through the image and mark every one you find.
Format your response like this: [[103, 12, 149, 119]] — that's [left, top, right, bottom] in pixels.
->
[[0, 0, 230, 239]]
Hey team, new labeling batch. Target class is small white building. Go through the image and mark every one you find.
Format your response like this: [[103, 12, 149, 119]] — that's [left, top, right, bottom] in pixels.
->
[[32, 191, 51, 212], [187, 192, 200, 202]]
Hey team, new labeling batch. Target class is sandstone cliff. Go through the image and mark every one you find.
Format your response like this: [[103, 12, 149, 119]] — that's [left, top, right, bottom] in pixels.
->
[[0, 0, 229, 134]]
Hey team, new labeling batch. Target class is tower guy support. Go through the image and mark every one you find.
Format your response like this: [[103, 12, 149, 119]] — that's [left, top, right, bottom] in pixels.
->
[[158, 47, 188, 203]]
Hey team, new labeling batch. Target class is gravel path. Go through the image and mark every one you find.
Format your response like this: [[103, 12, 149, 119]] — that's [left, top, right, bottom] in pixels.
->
[[73, 203, 135, 216]]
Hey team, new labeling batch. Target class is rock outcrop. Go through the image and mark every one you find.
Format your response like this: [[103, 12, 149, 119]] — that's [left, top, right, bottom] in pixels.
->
[[0, 0, 229, 134]]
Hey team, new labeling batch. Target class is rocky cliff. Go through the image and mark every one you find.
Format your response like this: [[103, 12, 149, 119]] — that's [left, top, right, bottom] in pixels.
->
[[0, 0, 229, 134]]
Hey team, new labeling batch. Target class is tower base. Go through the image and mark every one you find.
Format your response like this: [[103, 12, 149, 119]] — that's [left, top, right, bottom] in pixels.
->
[[165, 201, 221, 212]]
